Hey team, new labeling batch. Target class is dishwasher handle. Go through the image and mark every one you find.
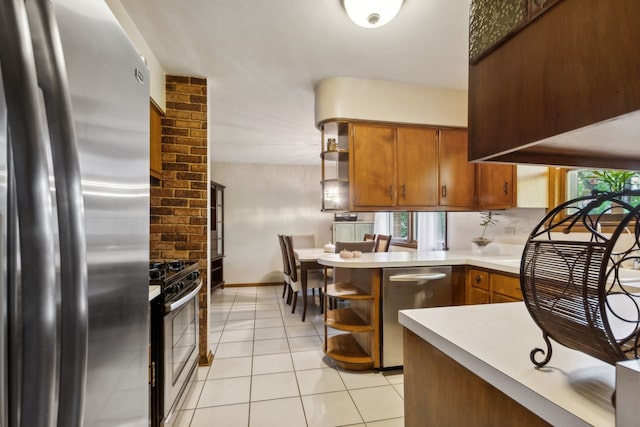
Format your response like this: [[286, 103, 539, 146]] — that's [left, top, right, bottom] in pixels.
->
[[388, 273, 446, 283]]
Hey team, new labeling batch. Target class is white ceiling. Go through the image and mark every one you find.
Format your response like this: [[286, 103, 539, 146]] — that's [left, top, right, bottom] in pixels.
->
[[120, 0, 471, 165]]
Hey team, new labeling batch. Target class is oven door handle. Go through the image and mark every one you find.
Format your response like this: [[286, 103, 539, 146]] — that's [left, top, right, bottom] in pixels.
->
[[165, 279, 203, 313]]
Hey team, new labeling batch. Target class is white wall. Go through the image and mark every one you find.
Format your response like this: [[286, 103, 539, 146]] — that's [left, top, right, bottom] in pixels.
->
[[315, 77, 468, 128], [208, 160, 550, 282], [448, 208, 547, 256], [105, 0, 166, 111], [210, 162, 334, 284]]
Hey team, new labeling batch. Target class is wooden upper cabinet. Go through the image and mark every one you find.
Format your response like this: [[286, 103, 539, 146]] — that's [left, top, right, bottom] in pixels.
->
[[350, 124, 396, 208], [438, 129, 475, 209], [397, 128, 438, 207], [468, 0, 640, 169], [476, 163, 516, 210], [150, 101, 163, 179], [335, 121, 509, 211]]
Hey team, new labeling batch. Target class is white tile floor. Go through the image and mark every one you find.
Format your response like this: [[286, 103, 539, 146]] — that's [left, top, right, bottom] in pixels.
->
[[173, 285, 404, 427]]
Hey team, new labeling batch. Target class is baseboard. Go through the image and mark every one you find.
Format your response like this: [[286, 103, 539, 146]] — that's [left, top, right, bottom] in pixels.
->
[[198, 350, 213, 366], [225, 282, 281, 288]]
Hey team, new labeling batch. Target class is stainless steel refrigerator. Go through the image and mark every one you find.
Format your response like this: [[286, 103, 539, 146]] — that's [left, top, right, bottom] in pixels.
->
[[0, 0, 150, 425]]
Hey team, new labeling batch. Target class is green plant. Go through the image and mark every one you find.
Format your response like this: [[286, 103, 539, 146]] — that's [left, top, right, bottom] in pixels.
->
[[479, 211, 498, 239], [587, 170, 636, 192]]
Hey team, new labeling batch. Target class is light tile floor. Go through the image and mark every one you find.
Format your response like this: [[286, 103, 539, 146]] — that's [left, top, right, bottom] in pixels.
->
[[173, 285, 404, 427]]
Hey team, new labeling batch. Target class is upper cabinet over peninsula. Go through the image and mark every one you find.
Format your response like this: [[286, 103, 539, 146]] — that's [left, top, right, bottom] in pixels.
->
[[320, 120, 515, 212], [468, 0, 640, 169]]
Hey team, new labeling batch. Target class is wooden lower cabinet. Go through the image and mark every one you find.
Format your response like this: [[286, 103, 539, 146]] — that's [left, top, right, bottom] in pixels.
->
[[467, 286, 490, 305], [491, 273, 522, 302], [466, 268, 490, 304], [451, 266, 467, 306], [466, 268, 521, 304], [404, 328, 550, 427]]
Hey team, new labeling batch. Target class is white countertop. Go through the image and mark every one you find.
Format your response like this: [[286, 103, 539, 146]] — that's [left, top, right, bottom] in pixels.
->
[[149, 285, 161, 302], [399, 303, 615, 426], [317, 250, 522, 275]]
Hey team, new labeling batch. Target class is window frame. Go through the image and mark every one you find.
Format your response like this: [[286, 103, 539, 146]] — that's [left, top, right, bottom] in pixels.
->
[[389, 211, 417, 248], [387, 211, 448, 250], [550, 167, 638, 231]]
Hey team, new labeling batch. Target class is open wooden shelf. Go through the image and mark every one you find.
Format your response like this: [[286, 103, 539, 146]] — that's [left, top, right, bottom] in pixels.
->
[[323, 268, 381, 370], [324, 334, 373, 370], [326, 308, 373, 332], [321, 150, 349, 161], [326, 283, 374, 300]]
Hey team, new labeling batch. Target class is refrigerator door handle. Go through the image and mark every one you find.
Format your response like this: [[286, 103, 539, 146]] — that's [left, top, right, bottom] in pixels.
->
[[0, 0, 59, 426], [24, 0, 89, 425], [6, 141, 21, 427]]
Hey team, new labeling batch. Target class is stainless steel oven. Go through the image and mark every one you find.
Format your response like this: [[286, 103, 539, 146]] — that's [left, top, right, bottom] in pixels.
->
[[149, 261, 202, 427], [162, 278, 201, 426]]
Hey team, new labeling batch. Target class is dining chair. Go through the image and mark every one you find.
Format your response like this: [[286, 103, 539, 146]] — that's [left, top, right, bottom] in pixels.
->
[[292, 234, 322, 297], [334, 240, 376, 253], [291, 234, 316, 249], [277, 234, 292, 300], [363, 233, 376, 242], [283, 234, 324, 315], [374, 234, 392, 252]]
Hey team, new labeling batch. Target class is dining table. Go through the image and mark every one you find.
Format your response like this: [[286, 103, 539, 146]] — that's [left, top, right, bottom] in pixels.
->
[[293, 248, 328, 321]]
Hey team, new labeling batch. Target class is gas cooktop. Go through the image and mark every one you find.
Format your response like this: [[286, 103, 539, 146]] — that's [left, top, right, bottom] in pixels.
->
[[149, 260, 200, 299]]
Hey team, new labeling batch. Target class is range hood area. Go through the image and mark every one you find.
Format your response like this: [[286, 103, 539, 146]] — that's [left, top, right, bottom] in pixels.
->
[[468, 0, 640, 169]]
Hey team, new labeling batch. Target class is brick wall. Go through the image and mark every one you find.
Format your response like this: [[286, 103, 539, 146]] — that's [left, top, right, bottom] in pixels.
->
[[150, 75, 211, 364]]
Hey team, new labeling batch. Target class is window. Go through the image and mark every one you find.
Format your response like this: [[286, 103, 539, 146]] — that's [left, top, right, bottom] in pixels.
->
[[567, 169, 640, 197], [566, 169, 640, 215], [389, 212, 411, 240], [545, 168, 640, 230], [380, 211, 447, 250]]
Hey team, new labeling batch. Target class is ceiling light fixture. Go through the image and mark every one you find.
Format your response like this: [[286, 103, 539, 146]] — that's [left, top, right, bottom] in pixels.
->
[[342, 0, 404, 29]]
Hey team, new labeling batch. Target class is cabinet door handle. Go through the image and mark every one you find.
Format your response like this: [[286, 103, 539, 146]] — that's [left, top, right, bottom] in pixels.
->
[[441, 185, 447, 198], [503, 181, 508, 195], [150, 361, 156, 387], [388, 185, 394, 200], [401, 184, 406, 199], [475, 275, 482, 284]]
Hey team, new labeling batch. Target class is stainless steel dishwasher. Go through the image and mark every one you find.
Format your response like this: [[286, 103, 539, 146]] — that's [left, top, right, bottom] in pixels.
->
[[381, 266, 452, 368]]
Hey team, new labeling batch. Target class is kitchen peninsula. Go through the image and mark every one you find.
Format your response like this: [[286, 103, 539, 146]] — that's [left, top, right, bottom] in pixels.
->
[[399, 303, 615, 427], [319, 251, 619, 426], [317, 251, 523, 370]]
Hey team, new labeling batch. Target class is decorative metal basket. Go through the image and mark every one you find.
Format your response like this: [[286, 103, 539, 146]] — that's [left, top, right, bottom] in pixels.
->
[[521, 190, 640, 367]]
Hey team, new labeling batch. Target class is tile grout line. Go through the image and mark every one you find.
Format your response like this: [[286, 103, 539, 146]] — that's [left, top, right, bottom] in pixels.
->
[[188, 289, 238, 424], [282, 297, 310, 427], [201, 285, 405, 426], [246, 288, 257, 427]]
